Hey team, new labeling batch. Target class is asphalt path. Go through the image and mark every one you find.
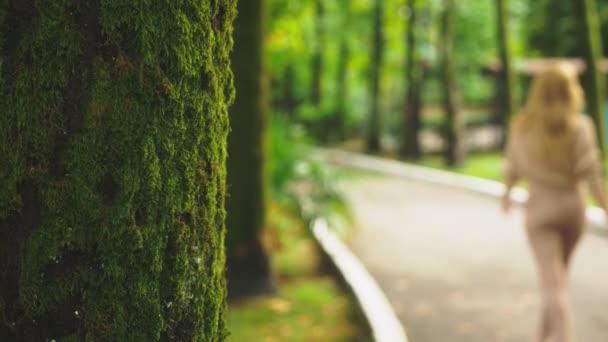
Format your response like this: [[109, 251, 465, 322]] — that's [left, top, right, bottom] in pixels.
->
[[342, 173, 608, 342]]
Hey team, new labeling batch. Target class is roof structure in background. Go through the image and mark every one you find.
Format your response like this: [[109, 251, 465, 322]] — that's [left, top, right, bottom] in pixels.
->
[[484, 58, 608, 75]]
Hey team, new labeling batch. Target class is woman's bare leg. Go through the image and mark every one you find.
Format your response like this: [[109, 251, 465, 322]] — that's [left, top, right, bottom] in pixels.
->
[[527, 227, 572, 342], [561, 224, 584, 269]]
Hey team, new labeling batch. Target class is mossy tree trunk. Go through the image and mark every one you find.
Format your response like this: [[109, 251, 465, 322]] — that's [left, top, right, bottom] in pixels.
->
[[226, 0, 273, 300], [400, 0, 424, 159], [311, 0, 324, 106], [496, 0, 518, 146], [367, 0, 385, 153], [574, 0, 606, 153], [439, 0, 466, 166], [0, 1, 235, 341]]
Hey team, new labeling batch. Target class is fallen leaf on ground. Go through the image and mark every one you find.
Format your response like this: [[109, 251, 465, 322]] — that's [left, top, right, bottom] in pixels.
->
[[269, 298, 292, 313]]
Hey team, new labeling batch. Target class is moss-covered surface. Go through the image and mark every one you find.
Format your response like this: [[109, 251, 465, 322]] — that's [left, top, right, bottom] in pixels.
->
[[0, 1, 236, 340]]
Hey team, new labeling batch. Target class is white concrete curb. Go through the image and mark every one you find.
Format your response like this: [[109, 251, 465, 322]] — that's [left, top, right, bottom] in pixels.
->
[[311, 219, 409, 342], [322, 148, 608, 233]]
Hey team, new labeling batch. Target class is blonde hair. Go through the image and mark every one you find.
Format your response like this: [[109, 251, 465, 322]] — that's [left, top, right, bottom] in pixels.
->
[[511, 62, 584, 170]]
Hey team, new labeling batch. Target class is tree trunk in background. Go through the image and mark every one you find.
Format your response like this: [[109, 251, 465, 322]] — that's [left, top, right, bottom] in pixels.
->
[[574, 0, 606, 153], [283, 63, 297, 120], [0, 1, 235, 340], [527, 0, 577, 57], [226, 0, 274, 300], [439, 0, 466, 166], [311, 0, 324, 106], [401, 0, 423, 159], [367, 0, 385, 153], [335, 0, 351, 141], [496, 0, 518, 146]]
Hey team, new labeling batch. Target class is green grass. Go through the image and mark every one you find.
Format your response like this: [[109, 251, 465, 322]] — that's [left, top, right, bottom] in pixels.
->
[[227, 278, 368, 342], [418, 152, 504, 182], [226, 204, 371, 342], [421, 111, 493, 132], [417, 153, 608, 207]]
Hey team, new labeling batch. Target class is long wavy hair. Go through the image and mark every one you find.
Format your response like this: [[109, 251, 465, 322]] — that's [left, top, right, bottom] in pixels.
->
[[511, 62, 584, 170]]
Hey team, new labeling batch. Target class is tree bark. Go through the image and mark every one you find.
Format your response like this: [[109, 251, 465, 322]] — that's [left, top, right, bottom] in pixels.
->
[[0, 1, 235, 341], [496, 0, 518, 146], [574, 0, 606, 153], [439, 0, 466, 166], [226, 0, 274, 300], [401, 0, 424, 159], [367, 0, 385, 153]]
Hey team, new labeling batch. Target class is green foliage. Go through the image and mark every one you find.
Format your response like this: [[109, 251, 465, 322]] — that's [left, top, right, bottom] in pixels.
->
[[265, 0, 608, 163], [267, 0, 522, 139], [419, 153, 504, 181], [227, 197, 370, 341], [0, 1, 236, 340], [270, 117, 310, 195], [269, 116, 349, 227], [226, 204, 369, 341], [526, 0, 578, 56], [431, 0, 499, 105], [421, 112, 492, 132], [525, 0, 608, 57]]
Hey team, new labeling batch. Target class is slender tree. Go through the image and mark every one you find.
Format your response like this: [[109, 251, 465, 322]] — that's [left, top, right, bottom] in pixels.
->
[[226, 0, 273, 299], [367, 0, 385, 153], [283, 63, 297, 120], [573, 0, 606, 153], [401, 0, 424, 159], [496, 0, 518, 144], [311, 0, 325, 106], [0, 1, 235, 340], [527, 0, 577, 57], [439, 0, 466, 166], [335, 0, 351, 141]]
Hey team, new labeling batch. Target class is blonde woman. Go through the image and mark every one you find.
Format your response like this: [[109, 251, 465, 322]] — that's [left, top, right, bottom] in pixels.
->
[[502, 63, 607, 342]]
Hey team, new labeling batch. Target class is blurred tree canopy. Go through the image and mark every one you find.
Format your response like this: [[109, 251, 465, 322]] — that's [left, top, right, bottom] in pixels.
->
[[526, 0, 608, 57], [266, 0, 530, 129], [265, 0, 608, 155]]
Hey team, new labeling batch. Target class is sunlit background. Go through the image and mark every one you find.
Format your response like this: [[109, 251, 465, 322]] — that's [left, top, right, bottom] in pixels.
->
[[225, 0, 608, 341]]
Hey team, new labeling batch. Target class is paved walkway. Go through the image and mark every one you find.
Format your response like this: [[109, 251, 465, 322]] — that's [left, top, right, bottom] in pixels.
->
[[341, 172, 608, 342]]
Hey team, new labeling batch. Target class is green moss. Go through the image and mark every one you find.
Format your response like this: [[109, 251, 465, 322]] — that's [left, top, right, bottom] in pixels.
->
[[0, 1, 236, 341]]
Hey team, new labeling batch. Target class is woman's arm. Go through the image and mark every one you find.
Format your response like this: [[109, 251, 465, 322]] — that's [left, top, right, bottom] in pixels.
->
[[575, 116, 608, 212], [502, 162, 518, 214], [588, 173, 607, 211], [502, 136, 519, 214]]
